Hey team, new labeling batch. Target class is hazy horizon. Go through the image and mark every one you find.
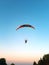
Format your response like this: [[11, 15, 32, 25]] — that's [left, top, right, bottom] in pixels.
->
[[8, 63, 33, 65]]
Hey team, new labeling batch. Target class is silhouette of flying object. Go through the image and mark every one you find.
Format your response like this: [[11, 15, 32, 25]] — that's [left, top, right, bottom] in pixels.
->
[[25, 40, 27, 43], [16, 24, 35, 44], [16, 24, 35, 30]]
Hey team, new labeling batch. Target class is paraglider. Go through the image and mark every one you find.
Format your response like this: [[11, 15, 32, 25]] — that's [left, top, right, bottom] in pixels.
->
[[16, 24, 35, 44]]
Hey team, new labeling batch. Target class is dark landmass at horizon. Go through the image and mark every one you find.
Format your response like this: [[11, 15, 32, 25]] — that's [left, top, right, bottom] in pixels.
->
[[0, 54, 49, 65]]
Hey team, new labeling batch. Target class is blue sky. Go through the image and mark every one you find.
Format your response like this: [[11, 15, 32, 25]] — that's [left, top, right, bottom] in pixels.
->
[[0, 0, 49, 64]]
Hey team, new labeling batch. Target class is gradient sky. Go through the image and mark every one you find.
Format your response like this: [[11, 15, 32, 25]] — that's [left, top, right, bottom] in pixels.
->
[[0, 0, 49, 64]]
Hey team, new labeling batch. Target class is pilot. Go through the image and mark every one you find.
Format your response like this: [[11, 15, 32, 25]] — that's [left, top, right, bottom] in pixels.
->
[[25, 40, 27, 43]]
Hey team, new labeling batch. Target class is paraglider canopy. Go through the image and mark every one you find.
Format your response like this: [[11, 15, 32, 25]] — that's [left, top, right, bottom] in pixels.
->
[[16, 24, 35, 30]]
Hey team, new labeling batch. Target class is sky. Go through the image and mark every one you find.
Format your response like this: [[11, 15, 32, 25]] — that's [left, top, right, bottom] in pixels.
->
[[0, 0, 49, 64]]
